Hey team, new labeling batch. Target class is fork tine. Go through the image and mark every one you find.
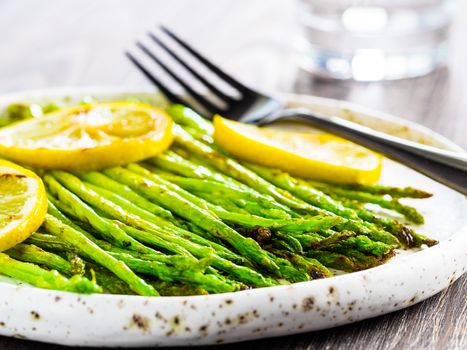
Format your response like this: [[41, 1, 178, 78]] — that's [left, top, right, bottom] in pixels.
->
[[136, 41, 223, 115], [125, 51, 187, 106], [148, 31, 235, 104], [160, 25, 253, 95]]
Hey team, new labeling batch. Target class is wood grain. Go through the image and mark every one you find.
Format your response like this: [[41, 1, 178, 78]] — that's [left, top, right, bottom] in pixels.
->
[[0, 0, 465, 349]]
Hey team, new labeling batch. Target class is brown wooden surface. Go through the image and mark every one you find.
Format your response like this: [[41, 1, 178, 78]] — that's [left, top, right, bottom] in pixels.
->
[[0, 0, 465, 349]]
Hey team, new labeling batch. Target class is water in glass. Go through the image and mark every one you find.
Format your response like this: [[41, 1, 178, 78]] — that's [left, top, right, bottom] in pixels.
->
[[296, 0, 453, 81]]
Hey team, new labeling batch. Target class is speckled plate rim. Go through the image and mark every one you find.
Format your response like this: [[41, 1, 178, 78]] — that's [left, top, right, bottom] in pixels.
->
[[0, 86, 466, 347]]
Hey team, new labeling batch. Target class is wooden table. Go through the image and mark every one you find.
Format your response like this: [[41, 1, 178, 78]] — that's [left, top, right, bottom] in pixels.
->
[[0, 0, 465, 349]]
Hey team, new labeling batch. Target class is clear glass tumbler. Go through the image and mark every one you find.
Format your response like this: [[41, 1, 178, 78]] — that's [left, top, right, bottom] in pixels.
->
[[296, 0, 453, 81]]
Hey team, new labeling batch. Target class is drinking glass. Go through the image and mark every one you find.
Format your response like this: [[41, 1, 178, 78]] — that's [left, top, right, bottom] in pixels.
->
[[296, 0, 454, 81]]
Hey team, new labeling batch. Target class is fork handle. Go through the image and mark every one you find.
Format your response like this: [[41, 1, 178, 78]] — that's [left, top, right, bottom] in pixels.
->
[[259, 109, 467, 196]]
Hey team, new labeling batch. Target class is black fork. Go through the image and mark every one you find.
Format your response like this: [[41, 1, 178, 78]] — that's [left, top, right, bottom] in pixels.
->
[[126, 26, 467, 195], [126, 26, 282, 123]]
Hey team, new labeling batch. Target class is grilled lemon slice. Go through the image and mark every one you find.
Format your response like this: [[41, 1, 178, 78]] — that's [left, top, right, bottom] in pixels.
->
[[213, 116, 382, 184], [0, 102, 173, 171], [0, 160, 47, 252]]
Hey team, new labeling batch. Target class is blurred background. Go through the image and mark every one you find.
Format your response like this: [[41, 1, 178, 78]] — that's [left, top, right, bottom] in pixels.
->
[[0, 0, 466, 147]]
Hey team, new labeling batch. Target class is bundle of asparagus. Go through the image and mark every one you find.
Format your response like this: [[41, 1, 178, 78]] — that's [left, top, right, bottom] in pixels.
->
[[0, 104, 437, 296]]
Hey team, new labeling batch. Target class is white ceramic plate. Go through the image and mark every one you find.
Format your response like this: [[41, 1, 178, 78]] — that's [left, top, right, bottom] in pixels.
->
[[0, 87, 466, 347]]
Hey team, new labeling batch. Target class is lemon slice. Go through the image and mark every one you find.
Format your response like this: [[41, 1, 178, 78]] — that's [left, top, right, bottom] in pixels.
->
[[213, 116, 382, 184], [0, 102, 173, 171], [0, 160, 47, 252]]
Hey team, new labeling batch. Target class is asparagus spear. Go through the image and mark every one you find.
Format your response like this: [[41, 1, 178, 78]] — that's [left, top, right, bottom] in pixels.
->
[[282, 232, 325, 249], [268, 248, 332, 279], [28, 231, 159, 266], [42, 214, 159, 296], [88, 263, 208, 296], [152, 150, 234, 184], [247, 164, 359, 219], [409, 230, 438, 247], [5, 244, 73, 275], [305, 230, 356, 249], [7, 241, 86, 278], [172, 125, 317, 212], [0, 253, 102, 294], [246, 163, 400, 245], [182, 125, 215, 145], [195, 192, 252, 215], [338, 197, 436, 247], [305, 250, 361, 272], [309, 181, 425, 224], [112, 216, 280, 287], [337, 248, 395, 267], [57, 180, 193, 257], [218, 209, 342, 233], [271, 258, 309, 283], [26, 232, 74, 252], [152, 150, 298, 217], [109, 252, 239, 294], [284, 230, 382, 258], [82, 181, 243, 260], [149, 170, 292, 219], [46, 193, 106, 243], [326, 235, 393, 257], [49, 182, 245, 265], [129, 163, 342, 233], [305, 249, 394, 272], [273, 232, 303, 254], [329, 182, 432, 199], [224, 198, 290, 220], [48, 194, 170, 259], [166, 104, 214, 136], [79, 171, 177, 222], [44, 174, 152, 253], [81, 171, 212, 237]]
